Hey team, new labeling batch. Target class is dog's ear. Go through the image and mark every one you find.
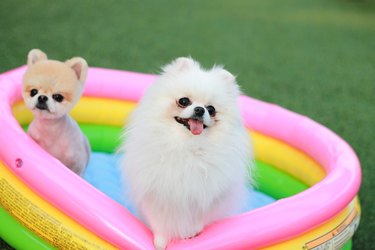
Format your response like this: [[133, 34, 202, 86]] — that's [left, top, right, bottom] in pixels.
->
[[65, 57, 88, 83], [27, 49, 48, 66], [214, 66, 236, 84], [213, 66, 241, 97], [163, 57, 199, 73]]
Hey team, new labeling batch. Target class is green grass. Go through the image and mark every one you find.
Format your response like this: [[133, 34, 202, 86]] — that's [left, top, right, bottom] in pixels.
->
[[1, 0, 374, 249]]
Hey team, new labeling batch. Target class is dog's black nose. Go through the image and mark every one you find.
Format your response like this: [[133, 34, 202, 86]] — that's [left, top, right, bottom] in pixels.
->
[[38, 95, 48, 103], [194, 107, 205, 117]]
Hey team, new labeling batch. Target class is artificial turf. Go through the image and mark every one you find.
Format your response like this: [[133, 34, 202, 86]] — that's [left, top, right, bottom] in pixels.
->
[[0, 0, 374, 249]]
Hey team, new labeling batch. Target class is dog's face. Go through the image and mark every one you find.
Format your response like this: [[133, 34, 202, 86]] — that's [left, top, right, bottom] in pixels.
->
[[141, 57, 241, 137], [22, 49, 87, 119], [174, 96, 216, 135]]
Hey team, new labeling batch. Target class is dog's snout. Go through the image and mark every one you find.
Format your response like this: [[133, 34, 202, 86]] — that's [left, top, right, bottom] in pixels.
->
[[194, 107, 205, 117], [38, 95, 48, 103]]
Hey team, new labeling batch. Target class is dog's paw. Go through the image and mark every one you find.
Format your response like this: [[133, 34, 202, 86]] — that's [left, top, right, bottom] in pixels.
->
[[154, 234, 167, 250], [181, 223, 203, 240]]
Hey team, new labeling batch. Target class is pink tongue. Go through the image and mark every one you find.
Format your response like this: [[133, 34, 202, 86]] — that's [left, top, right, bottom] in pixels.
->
[[188, 119, 204, 135]]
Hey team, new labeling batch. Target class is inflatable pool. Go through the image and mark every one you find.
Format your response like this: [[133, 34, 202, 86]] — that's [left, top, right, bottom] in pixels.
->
[[0, 66, 361, 249]]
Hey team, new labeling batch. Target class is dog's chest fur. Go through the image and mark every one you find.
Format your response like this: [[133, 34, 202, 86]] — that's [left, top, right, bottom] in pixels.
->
[[27, 115, 89, 173], [127, 129, 244, 208]]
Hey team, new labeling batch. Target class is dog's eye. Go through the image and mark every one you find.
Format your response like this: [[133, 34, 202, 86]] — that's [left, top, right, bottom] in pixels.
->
[[52, 94, 64, 103], [207, 105, 216, 117], [177, 97, 191, 107], [30, 89, 38, 97]]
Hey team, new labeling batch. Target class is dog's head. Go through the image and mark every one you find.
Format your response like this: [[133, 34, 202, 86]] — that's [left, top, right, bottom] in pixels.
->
[[142, 57, 242, 137], [22, 49, 88, 120]]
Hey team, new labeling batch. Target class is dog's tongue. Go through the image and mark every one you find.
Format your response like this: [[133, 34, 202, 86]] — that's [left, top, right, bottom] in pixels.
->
[[188, 119, 204, 135]]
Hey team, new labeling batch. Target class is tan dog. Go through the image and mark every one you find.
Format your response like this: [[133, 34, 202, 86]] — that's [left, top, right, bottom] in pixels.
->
[[22, 49, 90, 176]]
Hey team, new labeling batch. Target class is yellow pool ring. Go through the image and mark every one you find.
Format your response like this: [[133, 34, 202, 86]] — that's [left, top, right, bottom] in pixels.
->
[[0, 160, 116, 250], [251, 131, 326, 186], [13, 98, 325, 186]]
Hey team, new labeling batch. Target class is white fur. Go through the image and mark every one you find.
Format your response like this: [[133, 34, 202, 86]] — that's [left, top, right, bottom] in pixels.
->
[[120, 57, 253, 249]]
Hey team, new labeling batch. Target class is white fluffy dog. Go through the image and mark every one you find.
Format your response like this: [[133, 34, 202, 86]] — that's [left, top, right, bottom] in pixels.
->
[[120, 57, 252, 249]]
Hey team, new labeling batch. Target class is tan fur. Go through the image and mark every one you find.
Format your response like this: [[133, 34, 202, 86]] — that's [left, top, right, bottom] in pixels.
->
[[22, 49, 90, 176]]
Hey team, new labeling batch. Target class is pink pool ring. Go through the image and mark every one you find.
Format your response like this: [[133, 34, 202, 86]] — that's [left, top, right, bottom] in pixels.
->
[[0, 66, 361, 250]]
